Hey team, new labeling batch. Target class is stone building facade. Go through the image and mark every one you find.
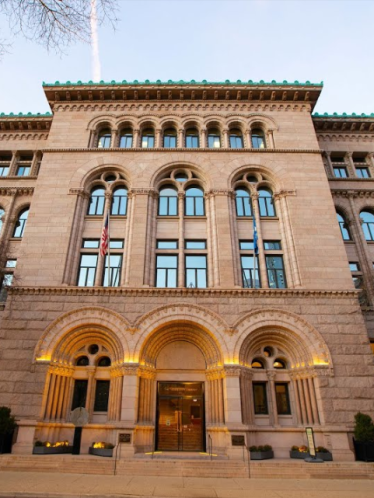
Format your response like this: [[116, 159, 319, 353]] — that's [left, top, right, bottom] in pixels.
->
[[0, 80, 374, 460]]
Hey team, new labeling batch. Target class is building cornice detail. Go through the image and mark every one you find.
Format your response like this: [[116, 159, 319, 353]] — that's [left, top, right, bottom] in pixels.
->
[[0, 186, 34, 196], [0, 133, 48, 141], [8, 286, 359, 299], [317, 133, 374, 143], [41, 147, 322, 155], [331, 189, 374, 199]]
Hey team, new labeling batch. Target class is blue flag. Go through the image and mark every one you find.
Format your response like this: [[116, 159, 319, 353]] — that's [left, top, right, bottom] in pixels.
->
[[253, 216, 259, 255]]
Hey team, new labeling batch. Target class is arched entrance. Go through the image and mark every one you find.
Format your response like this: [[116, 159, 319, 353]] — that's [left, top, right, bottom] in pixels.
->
[[137, 321, 224, 453]]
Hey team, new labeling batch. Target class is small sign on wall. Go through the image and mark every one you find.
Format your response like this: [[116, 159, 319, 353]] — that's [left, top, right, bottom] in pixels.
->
[[305, 427, 316, 457], [231, 435, 245, 447], [118, 433, 131, 444]]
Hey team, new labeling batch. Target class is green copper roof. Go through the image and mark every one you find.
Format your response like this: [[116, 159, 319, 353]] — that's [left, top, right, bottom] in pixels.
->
[[0, 112, 52, 117], [43, 79, 323, 87], [313, 112, 374, 118]]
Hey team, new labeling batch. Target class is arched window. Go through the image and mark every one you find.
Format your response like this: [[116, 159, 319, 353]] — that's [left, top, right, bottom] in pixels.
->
[[97, 356, 111, 367], [76, 356, 89, 366], [273, 359, 287, 369], [163, 128, 177, 148], [0, 207, 4, 234], [88, 187, 105, 216], [185, 186, 205, 216], [13, 208, 29, 238], [111, 187, 127, 216], [235, 188, 252, 217], [119, 128, 133, 148], [141, 128, 155, 148], [97, 129, 111, 148], [251, 359, 264, 369], [158, 186, 178, 216], [207, 128, 221, 148], [360, 211, 374, 241], [252, 128, 266, 149], [258, 188, 275, 217], [229, 129, 244, 148], [185, 128, 199, 148], [337, 212, 351, 241]]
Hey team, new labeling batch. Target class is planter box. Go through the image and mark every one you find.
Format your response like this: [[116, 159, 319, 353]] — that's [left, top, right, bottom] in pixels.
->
[[290, 450, 332, 461], [250, 450, 274, 460], [33, 446, 73, 455], [0, 432, 14, 454], [353, 439, 374, 462], [89, 447, 113, 458], [290, 450, 309, 459]]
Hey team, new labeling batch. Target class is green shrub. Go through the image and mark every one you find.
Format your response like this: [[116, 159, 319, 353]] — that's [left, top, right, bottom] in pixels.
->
[[0, 407, 16, 435], [291, 445, 299, 451], [34, 440, 44, 447], [316, 446, 329, 453], [263, 445, 272, 451], [354, 412, 374, 443], [249, 445, 258, 452]]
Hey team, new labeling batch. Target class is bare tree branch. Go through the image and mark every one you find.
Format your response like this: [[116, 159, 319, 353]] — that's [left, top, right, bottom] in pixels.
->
[[0, 0, 118, 56]]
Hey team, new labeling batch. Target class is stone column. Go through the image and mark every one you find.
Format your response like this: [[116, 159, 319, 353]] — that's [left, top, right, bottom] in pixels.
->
[[143, 191, 156, 286], [201, 128, 207, 148], [44, 374, 57, 420], [297, 377, 307, 424], [366, 153, 374, 177], [323, 151, 334, 178], [240, 369, 253, 425], [137, 367, 156, 424], [123, 192, 134, 286], [86, 369, 96, 421], [206, 369, 225, 425], [50, 375, 62, 420], [8, 151, 18, 176], [274, 193, 293, 288], [178, 192, 185, 287], [253, 193, 268, 288], [62, 376, 74, 420], [133, 129, 139, 148], [266, 130, 275, 149], [289, 373, 302, 426], [345, 152, 356, 177], [0, 189, 17, 246], [228, 191, 241, 286], [308, 376, 320, 425], [223, 129, 229, 148], [111, 129, 118, 148], [30, 152, 40, 176], [223, 367, 243, 425], [149, 194, 158, 287], [280, 194, 302, 287], [120, 365, 140, 423], [95, 192, 112, 286], [208, 193, 220, 287], [303, 378, 313, 424], [245, 129, 251, 149], [155, 128, 162, 148], [178, 128, 184, 148], [267, 371, 278, 426]]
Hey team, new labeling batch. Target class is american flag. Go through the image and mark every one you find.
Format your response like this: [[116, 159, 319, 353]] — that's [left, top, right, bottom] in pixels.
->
[[100, 214, 109, 256]]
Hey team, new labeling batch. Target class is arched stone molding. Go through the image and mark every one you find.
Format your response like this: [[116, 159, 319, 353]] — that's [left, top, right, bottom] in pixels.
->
[[34, 306, 131, 365], [86, 114, 117, 131], [114, 117, 137, 130], [68, 162, 131, 190], [229, 164, 285, 192], [232, 309, 333, 370], [150, 161, 210, 190], [133, 303, 230, 365], [247, 113, 279, 132], [334, 204, 352, 224]]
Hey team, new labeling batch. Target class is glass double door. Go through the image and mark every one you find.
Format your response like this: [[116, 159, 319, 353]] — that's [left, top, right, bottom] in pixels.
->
[[156, 382, 205, 452]]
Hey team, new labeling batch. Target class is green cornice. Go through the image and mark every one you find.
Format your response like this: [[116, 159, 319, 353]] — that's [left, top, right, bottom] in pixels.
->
[[43, 79, 323, 87], [0, 112, 52, 118], [313, 112, 374, 118]]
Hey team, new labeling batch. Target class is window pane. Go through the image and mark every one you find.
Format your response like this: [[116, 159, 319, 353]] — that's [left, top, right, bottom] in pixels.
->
[[158, 196, 168, 216], [157, 240, 178, 249], [82, 239, 100, 248], [103, 255, 122, 287], [156, 268, 166, 287], [195, 197, 205, 216], [241, 255, 260, 288], [239, 241, 254, 250], [167, 269, 177, 288], [77, 254, 98, 287], [5, 259, 17, 268], [186, 269, 196, 287], [169, 197, 178, 216], [119, 134, 133, 148], [275, 383, 291, 415], [349, 262, 359, 271], [264, 241, 281, 250], [186, 256, 207, 269], [110, 239, 124, 249], [72, 380, 88, 410], [157, 255, 178, 268], [185, 240, 206, 249], [253, 383, 268, 415], [185, 197, 194, 216], [266, 256, 286, 289], [94, 380, 110, 412], [197, 268, 207, 288]]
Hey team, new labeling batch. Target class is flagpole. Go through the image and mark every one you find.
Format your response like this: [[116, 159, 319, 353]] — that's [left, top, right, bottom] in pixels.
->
[[253, 246, 256, 289], [107, 211, 111, 286]]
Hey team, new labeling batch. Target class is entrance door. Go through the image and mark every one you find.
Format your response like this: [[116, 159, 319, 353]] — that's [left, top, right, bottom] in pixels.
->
[[156, 382, 205, 452]]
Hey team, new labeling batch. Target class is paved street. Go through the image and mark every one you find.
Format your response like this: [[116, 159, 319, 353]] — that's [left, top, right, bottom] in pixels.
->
[[0, 471, 373, 498]]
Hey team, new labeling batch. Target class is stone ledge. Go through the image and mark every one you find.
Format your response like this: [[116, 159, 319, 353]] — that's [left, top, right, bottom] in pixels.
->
[[41, 147, 323, 154]]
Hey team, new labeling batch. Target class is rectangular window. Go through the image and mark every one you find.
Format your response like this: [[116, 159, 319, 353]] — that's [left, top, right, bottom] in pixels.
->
[[72, 380, 88, 410], [264, 240, 281, 250], [185, 240, 206, 250], [0, 153, 11, 177], [94, 380, 110, 412], [120, 135, 133, 148], [0, 166, 9, 176], [109, 239, 124, 249], [156, 255, 178, 288], [241, 255, 260, 288], [353, 276, 363, 289], [266, 256, 287, 289], [158, 196, 178, 216], [164, 135, 177, 148], [333, 167, 348, 178], [157, 240, 178, 249], [5, 259, 17, 268], [349, 262, 360, 271], [16, 166, 31, 177], [77, 254, 98, 287], [356, 167, 371, 179], [186, 135, 199, 148], [239, 240, 254, 251], [82, 239, 100, 249], [185, 255, 207, 288], [253, 383, 268, 415], [275, 383, 291, 415], [103, 255, 122, 287]]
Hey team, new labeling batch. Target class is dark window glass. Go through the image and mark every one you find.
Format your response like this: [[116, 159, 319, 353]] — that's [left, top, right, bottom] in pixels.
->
[[356, 167, 371, 179], [349, 262, 360, 271], [241, 255, 260, 288], [185, 255, 207, 288], [360, 211, 374, 241], [157, 240, 178, 249], [275, 383, 291, 415], [82, 239, 100, 248], [77, 254, 98, 287], [88, 344, 99, 354], [252, 129, 266, 149], [88, 187, 105, 216], [97, 356, 111, 367], [239, 240, 254, 250], [76, 356, 89, 366], [185, 240, 206, 249], [235, 189, 252, 217], [253, 383, 268, 415], [353, 276, 363, 289], [111, 187, 128, 216], [229, 129, 243, 148], [207, 129, 221, 148], [156, 255, 178, 288], [331, 155, 345, 163], [333, 167, 348, 178], [16, 166, 31, 176], [264, 241, 281, 250], [98, 129, 111, 148], [185, 129, 199, 148], [141, 128, 155, 148], [258, 188, 275, 217], [72, 380, 88, 410], [0, 208, 4, 234], [164, 128, 177, 148], [266, 256, 286, 289], [13, 208, 29, 238], [94, 380, 110, 412], [119, 129, 133, 148], [103, 254, 122, 287], [185, 186, 205, 216], [337, 213, 351, 241], [158, 187, 178, 216]]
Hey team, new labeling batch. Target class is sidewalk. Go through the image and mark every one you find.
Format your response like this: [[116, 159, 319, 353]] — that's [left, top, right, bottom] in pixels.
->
[[0, 471, 374, 498]]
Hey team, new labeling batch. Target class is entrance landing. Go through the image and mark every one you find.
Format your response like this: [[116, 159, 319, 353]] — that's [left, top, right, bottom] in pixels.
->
[[136, 451, 229, 460]]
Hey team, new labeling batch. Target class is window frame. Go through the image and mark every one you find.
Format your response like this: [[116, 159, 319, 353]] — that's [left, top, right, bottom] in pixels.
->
[[265, 255, 287, 289], [253, 382, 269, 415], [185, 254, 208, 288], [155, 254, 178, 288], [87, 187, 106, 216], [275, 382, 291, 415], [240, 254, 260, 289], [13, 208, 29, 238], [111, 186, 128, 216], [185, 186, 205, 216]]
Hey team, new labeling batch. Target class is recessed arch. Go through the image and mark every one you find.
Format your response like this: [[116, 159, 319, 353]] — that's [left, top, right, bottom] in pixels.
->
[[229, 164, 283, 192], [151, 161, 209, 190], [69, 163, 131, 190]]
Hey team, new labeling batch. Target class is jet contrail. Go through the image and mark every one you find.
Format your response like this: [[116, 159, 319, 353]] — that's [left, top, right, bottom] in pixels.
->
[[90, 0, 101, 82]]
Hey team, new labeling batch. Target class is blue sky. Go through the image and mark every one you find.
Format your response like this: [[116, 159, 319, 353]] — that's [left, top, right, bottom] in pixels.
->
[[0, 0, 373, 115]]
